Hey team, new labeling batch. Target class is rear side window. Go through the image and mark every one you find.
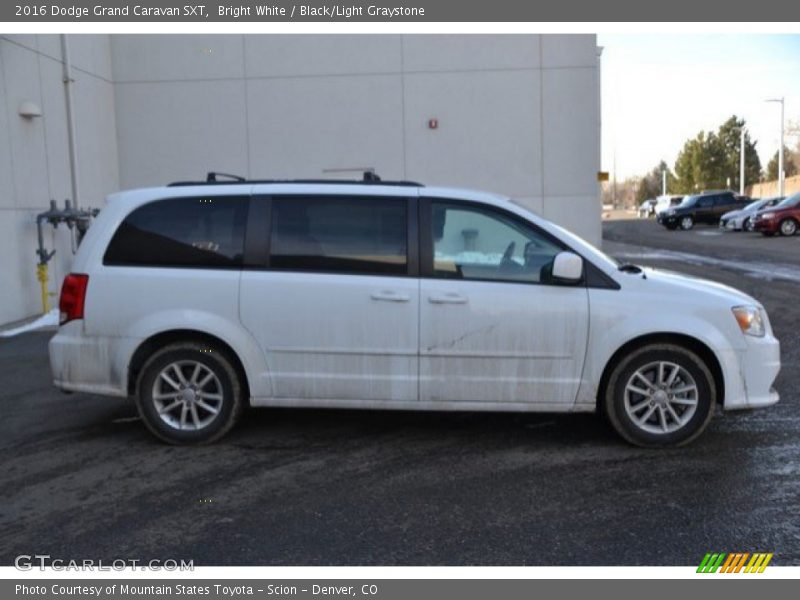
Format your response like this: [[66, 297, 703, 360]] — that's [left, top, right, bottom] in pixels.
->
[[104, 196, 248, 268], [270, 196, 407, 275]]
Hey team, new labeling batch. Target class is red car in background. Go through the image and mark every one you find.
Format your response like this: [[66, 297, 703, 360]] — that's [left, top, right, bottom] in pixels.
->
[[753, 192, 800, 236]]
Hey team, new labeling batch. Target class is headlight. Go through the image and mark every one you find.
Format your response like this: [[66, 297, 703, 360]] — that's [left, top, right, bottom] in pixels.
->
[[762, 212, 776, 219], [732, 306, 765, 337]]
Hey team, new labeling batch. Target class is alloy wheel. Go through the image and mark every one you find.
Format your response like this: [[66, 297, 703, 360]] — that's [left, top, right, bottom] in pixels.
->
[[151, 360, 224, 430], [623, 361, 699, 435], [781, 219, 797, 236]]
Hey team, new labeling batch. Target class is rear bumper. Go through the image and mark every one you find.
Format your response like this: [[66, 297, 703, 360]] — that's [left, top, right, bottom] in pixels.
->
[[49, 322, 134, 397]]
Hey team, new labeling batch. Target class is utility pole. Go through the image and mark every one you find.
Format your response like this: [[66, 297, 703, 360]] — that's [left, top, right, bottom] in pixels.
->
[[662, 168, 666, 196], [766, 97, 785, 196], [612, 148, 617, 208], [739, 127, 746, 195]]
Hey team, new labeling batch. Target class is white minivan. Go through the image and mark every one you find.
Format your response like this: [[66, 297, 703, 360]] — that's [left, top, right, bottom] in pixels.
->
[[49, 176, 781, 446]]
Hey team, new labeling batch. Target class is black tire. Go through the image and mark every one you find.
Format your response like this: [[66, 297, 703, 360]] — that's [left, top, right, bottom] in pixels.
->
[[603, 343, 716, 448], [679, 215, 694, 231], [743, 217, 752, 232], [779, 218, 798, 237], [135, 342, 244, 444]]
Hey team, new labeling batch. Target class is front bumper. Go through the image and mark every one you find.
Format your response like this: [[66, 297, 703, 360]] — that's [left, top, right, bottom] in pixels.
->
[[658, 214, 679, 226], [753, 218, 779, 233], [719, 217, 742, 231], [720, 332, 781, 410]]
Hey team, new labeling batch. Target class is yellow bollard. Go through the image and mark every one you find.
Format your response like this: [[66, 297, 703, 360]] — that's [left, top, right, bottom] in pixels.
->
[[36, 263, 49, 314]]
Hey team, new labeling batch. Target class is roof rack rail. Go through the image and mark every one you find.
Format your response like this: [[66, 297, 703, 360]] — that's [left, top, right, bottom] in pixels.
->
[[207, 171, 246, 182], [167, 170, 423, 188]]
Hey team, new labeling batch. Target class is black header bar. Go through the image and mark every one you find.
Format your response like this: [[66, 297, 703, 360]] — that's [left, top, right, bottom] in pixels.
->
[[3, 0, 800, 22]]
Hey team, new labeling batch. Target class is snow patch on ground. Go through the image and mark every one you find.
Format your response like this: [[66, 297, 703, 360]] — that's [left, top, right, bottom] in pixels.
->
[[0, 309, 59, 338]]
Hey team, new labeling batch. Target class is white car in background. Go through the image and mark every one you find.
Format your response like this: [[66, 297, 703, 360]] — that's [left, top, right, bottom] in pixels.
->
[[638, 199, 657, 218], [654, 195, 684, 216], [49, 175, 781, 447]]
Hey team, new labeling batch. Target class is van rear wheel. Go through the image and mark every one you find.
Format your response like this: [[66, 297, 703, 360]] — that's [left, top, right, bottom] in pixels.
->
[[603, 343, 715, 447], [136, 342, 243, 444]]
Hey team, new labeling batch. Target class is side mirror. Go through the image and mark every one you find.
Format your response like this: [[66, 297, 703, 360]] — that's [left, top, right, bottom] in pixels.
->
[[551, 251, 583, 283]]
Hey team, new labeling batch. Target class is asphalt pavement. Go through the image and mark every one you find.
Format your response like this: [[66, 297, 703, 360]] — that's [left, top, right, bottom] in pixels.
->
[[1, 218, 798, 566]]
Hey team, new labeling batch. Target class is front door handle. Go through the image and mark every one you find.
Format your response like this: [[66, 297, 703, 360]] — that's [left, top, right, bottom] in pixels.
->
[[428, 293, 468, 305], [371, 291, 410, 303]]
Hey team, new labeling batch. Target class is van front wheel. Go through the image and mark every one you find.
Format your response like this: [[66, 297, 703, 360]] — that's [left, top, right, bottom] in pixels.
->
[[136, 342, 243, 444], [603, 344, 715, 447]]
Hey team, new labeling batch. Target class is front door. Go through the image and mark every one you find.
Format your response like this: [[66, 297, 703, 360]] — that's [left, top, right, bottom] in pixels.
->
[[239, 190, 419, 403], [418, 199, 589, 407]]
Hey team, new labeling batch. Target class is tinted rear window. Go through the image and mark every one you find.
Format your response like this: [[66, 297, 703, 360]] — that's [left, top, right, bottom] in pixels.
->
[[270, 196, 407, 275], [104, 196, 248, 268]]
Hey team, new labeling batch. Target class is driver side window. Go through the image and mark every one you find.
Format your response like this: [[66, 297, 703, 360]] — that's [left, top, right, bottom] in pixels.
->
[[429, 201, 563, 284]]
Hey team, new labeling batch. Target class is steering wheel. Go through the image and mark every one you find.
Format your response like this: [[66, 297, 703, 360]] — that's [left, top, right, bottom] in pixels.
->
[[500, 241, 516, 268]]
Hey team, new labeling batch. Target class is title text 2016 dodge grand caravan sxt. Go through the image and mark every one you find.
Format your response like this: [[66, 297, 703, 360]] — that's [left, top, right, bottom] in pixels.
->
[[49, 176, 781, 446]]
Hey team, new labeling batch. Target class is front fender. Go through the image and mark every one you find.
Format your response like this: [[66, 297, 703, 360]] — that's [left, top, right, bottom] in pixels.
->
[[575, 305, 741, 409]]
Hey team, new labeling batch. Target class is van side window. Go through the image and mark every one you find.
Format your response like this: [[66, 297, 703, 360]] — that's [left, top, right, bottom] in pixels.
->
[[427, 201, 563, 284], [270, 196, 407, 275], [104, 196, 248, 268]]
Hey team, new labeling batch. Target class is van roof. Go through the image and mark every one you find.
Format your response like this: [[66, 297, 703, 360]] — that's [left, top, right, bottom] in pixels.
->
[[168, 171, 424, 188]]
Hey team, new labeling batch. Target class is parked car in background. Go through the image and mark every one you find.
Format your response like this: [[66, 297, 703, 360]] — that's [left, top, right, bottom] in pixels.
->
[[658, 191, 750, 230], [638, 198, 657, 218], [753, 192, 800, 236], [720, 196, 784, 232], [49, 174, 780, 447], [654, 195, 683, 217]]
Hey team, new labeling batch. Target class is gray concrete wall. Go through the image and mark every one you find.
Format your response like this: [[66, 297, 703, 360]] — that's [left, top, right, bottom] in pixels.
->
[[0, 33, 599, 326], [0, 34, 118, 326]]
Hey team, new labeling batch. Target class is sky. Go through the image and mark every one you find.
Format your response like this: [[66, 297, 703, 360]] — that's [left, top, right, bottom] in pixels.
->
[[599, 34, 800, 181]]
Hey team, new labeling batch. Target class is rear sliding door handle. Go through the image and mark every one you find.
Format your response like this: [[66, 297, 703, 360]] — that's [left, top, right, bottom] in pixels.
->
[[428, 293, 468, 305], [370, 291, 411, 303]]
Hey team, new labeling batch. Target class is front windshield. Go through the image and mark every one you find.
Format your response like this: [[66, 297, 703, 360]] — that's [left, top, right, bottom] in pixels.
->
[[680, 195, 698, 207], [776, 193, 800, 208], [744, 199, 764, 211]]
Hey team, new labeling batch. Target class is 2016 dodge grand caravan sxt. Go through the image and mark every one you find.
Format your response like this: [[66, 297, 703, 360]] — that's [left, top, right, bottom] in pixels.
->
[[49, 175, 781, 446]]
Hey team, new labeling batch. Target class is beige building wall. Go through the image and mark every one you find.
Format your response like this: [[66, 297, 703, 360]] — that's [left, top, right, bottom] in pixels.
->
[[747, 174, 800, 198], [0, 34, 118, 326], [1, 33, 600, 326], [113, 34, 601, 246]]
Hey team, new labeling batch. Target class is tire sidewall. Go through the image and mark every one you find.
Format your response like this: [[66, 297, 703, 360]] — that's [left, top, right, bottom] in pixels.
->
[[136, 344, 240, 444], [605, 345, 715, 447]]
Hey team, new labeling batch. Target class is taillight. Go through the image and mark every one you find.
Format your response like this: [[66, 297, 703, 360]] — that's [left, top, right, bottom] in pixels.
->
[[59, 273, 89, 325]]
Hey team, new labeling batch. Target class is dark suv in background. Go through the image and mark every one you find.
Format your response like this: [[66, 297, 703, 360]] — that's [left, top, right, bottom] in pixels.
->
[[658, 191, 750, 230]]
